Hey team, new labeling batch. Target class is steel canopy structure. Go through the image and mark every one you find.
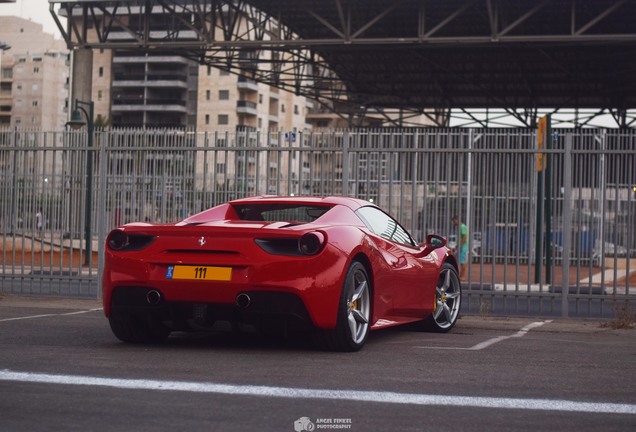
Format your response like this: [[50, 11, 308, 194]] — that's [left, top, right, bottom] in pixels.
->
[[49, 0, 636, 127]]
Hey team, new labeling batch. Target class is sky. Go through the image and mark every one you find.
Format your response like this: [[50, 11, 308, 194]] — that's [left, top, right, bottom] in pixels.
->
[[0, 0, 65, 37]]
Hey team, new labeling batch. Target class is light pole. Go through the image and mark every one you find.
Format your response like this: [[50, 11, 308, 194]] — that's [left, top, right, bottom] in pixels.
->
[[67, 99, 94, 266]]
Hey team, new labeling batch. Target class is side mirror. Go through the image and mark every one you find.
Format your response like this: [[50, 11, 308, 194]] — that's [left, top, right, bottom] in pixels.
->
[[419, 234, 447, 256]]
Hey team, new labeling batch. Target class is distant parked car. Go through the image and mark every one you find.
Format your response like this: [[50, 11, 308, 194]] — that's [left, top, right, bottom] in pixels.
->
[[591, 240, 629, 266], [593, 241, 628, 257]]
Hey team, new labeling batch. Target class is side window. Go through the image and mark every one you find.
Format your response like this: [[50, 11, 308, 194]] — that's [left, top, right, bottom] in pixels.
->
[[356, 206, 415, 247]]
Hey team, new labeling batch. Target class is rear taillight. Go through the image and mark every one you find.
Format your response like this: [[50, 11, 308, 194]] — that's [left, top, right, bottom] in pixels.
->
[[107, 229, 129, 250], [107, 229, 155, 251], [298, 232, 326, 256]]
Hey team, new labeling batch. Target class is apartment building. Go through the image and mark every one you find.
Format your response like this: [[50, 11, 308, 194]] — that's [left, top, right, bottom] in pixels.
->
[[77, 8, 314, 219], [0, 17, 69, 129]]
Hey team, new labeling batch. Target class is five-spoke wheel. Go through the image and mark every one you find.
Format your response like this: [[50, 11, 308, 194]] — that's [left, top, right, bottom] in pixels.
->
[[320, 261, 371, 351], [423, 262, 461, 332]]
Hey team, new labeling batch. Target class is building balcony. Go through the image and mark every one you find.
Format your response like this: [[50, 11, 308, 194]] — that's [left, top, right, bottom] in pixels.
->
[[113, 55, 192, 64], [109, 30, 198, 42], [112, 98, 188, 113], [112, 72, 188, 88], [237, 76, 258, 92], [236, 100, 258, 116], [236, 155, 257, 164]]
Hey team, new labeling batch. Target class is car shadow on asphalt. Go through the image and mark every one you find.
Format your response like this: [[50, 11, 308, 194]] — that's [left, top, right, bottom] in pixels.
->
[[103, 325, 423, 353]]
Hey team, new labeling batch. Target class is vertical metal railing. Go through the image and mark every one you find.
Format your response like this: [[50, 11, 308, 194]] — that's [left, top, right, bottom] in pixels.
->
[[0, 127, 634, 318]]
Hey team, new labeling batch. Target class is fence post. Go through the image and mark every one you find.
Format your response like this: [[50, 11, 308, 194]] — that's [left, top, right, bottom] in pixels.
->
[[342, 130, 350, 196], [9, 127, 18, 234], [561, 133, 572, 318], [596, 131, 607, 274], [95, 130, 106, 300], [466, 130, 473, 248]]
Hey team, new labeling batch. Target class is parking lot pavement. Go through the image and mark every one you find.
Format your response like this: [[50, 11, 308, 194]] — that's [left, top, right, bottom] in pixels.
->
[[0, 294, 102, 310], [0, 293, 628, 340], [1, 293, 634, 432], [456, 314, 621, 333]]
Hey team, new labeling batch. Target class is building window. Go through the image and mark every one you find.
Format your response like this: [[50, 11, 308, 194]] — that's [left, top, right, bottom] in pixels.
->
[[33, 67, 40, 73], [99, 67, 104, 77], [218, 114, 229, 125], [98, 90, 103, 101], [281, 104, 285, 113], [206, 90, 211, 101], [2, 68, 12, 79], [219, 90, 229, 100], [294, 105, 299, 114], [259, 94, 263, 104], [216, 163, 225, 174], [32, 100, 38, 107], [258, 118, 262, 129], [207, 66, 212, 76], [205, 114, 210, 125]]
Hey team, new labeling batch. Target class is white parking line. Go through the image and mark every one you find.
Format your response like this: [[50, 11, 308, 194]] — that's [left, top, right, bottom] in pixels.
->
[[0, 309, 102, 322], [414, 320, 552, 351], [0, 369, 634, 415], [469, 320, 552, 350]]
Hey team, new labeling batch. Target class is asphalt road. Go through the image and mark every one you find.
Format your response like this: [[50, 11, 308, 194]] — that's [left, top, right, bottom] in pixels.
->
[[0, 277, 624, 319], [0, 296, 634, 432]]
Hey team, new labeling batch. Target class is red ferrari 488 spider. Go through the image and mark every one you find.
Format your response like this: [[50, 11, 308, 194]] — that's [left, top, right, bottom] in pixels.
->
[[103, 196, 461, 351]]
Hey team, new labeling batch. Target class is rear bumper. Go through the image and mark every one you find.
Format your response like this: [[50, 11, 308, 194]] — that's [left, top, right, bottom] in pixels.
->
[[109, 286, 316, 333]]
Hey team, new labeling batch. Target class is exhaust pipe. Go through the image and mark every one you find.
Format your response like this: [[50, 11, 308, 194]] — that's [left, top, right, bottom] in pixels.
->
[[236, 293, 251, 309], [146, 290, 162, 305]]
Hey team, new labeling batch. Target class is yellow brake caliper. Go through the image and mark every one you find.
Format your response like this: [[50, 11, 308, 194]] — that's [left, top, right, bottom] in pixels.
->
[[434, 292, 447, 312]]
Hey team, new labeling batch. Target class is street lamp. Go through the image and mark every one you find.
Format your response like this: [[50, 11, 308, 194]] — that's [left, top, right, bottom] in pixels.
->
[[67, 99, 94, 266]]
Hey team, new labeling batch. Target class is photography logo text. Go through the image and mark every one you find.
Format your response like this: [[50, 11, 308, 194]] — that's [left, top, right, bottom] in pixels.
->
[[294, 417, 352, 431]]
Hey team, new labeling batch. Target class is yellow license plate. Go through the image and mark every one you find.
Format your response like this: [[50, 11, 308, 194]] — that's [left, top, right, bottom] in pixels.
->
[[166, 265, 232, 281]]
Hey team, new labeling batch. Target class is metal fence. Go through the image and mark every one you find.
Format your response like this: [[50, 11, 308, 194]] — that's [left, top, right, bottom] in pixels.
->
[[1, 127, 634, 318]]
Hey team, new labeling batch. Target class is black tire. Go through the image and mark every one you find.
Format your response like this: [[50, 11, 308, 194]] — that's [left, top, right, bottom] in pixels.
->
[[422, 262, 461, 332], [319, 261, 371, 352], [108, 312, 170, 344]]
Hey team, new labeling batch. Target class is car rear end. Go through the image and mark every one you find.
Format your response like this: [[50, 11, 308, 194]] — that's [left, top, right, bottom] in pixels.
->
[[103, 222, 349, 337]]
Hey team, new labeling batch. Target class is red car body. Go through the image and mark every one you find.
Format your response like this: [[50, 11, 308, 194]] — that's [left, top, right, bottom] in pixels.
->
[[103, 196, 461, 351]]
